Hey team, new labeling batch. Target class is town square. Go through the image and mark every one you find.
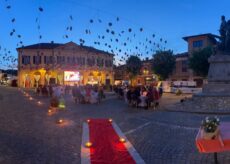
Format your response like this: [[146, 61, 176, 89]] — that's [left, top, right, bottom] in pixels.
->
[[1, 0, 230, 164]]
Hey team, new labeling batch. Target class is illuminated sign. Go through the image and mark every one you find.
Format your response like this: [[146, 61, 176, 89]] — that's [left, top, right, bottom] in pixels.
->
[[64, 71, 80, 81]]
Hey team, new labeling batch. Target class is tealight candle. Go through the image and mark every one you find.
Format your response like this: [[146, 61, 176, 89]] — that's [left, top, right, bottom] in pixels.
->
[[57, 119, 63, 124], [85, 142, 92, 148], [119, 137, 126, 143]]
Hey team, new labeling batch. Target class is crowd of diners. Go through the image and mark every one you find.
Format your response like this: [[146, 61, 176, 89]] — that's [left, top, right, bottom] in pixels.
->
[[35, 83, 163, 109], [114, 85, 163, 109], [35, 84, 106, 108]]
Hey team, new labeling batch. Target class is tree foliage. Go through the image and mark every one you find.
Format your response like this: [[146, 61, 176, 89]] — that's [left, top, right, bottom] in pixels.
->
[[189, 47, 213, 77], [152, 50, 175, 80], [126, 55, 142, 79]]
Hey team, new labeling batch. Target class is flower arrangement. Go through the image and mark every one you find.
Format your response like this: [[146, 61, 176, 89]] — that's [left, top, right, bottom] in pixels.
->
[[201, 116, 220, 133], [201, 116, 220, 139]]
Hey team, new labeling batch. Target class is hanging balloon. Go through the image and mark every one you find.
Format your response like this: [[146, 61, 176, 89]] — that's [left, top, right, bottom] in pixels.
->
[[140, 28, 143, 32], [128, 28, 132, 32], [90, 19, 93, 23], [108, 22, 112, 26], [39, 7, 43, 12]]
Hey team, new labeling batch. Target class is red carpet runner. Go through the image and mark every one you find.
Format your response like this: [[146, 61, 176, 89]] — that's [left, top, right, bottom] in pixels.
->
[[88, 119, 135, 164]]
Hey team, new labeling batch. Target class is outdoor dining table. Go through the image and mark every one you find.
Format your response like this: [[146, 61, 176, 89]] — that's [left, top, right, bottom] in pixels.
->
[[196, 122, 230, 164]]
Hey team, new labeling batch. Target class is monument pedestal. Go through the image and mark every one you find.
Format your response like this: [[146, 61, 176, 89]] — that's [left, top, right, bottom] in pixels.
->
[[194, 55, 230, 111], [202, 55, 230, 96]]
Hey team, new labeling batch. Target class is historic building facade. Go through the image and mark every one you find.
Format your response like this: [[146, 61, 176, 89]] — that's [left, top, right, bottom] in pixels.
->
[[17, 42, 114, 88], [169, 33, 218, 87], [114, 58, 157, 86]]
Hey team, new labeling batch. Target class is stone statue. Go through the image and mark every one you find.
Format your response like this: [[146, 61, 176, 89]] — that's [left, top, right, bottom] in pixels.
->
[[218, 15, 230, 52], [225, 20, 230, 51], [219, 15, 227, 50]]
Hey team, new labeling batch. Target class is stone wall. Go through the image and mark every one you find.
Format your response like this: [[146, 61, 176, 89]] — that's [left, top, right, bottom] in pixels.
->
[[171, 96, 230, 112]]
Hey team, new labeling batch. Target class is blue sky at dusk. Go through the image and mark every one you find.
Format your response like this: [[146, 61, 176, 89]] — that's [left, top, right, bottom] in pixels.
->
[[0, 0, 230, 69]]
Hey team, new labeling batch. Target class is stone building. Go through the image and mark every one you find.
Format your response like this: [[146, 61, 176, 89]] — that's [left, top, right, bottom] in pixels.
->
[[114, 58, 157, 86], [169, 33, 218, 87], [17, 42, 114, 88]]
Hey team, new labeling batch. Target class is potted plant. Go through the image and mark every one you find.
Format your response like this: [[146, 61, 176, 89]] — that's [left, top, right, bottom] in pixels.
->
[[201, 116, 220, 140]]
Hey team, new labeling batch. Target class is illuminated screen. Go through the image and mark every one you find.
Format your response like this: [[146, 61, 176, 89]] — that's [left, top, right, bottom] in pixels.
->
[[64, 71, 80, 81]]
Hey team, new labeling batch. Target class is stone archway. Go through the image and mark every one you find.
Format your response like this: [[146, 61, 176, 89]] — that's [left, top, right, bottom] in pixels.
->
[[45, 71, 52, 85], [34, 71, 41, 88]]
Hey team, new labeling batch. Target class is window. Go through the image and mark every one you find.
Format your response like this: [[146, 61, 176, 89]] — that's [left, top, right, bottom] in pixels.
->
[[57, 56, 65, 64], [44, 56, 53, 64], [193, 40, 203, 48], [67, 56, 71, 63], [62, 56, 65, 63], [182, 60, 188, 72], [33, 56, 41, 65], [22, 56, 30, 65], [57, 56, 62, 64]]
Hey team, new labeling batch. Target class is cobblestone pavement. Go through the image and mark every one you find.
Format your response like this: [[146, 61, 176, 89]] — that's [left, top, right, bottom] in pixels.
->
[[1, 86, 230, 164]]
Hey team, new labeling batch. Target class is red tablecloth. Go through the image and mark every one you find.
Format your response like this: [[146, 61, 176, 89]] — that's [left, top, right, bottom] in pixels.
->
[[196, 122, 230, 153]]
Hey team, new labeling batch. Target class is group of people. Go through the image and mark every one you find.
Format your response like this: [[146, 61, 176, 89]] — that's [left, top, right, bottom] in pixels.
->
[[35, 84, 106, 108], [72, 85, 105, 104], [35, 85, 54, 97], [114, 85, 163, 109]]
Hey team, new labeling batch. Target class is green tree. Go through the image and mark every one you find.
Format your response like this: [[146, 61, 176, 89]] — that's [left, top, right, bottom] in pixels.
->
[[152, 50, 175, 80], [189, 47, 213, 77], [126, 55, 142, 83]]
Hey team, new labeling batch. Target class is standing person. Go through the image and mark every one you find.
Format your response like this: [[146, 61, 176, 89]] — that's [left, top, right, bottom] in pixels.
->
[[159, 86, 163, 98], [118, 86, 124, 99], [48, 85, 53, 97], [98, 86, 104, 104], [72, 85, 77, 103], [153, 86, 160, 109], [146, 87, 153, 109], [126, 87, 132, 105], [85, 86, 91, 103], [36, 86, 41, 96], [50, 86, 59, 108], [90, 87, 99, 104], [42, 85, 48, 96]]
